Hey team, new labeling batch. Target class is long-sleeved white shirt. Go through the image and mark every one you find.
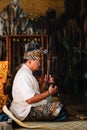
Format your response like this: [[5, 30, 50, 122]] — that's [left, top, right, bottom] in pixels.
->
[[10, 64, 47, 121]]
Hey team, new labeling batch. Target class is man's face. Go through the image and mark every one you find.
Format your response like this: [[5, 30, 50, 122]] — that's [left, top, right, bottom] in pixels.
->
[[29, 60, 40, 72]]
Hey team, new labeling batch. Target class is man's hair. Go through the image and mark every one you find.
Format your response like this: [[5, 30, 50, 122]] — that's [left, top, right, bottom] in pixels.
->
[[23, 59, 29, 63]]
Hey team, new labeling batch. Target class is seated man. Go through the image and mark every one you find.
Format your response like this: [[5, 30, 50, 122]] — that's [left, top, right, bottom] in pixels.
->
[[10, 49, 69, 121]]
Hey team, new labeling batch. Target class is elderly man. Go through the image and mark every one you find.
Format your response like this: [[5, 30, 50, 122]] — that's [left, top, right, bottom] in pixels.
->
[[10, 49, 69, 121]]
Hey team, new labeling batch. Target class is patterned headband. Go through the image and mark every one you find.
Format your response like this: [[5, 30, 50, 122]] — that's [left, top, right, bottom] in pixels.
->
[[23, 49, 41, 60]]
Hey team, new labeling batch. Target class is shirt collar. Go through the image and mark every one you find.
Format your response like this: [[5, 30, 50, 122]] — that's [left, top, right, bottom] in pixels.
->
[[22, 64, 32, 74]]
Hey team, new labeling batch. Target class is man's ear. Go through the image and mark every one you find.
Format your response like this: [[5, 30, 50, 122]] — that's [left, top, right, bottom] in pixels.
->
[[28, 60, 32, 64]]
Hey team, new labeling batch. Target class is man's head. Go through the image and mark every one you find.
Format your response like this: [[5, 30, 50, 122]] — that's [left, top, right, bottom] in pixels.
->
[[23, 49, 41, 61], [23, 49, 41, 71]]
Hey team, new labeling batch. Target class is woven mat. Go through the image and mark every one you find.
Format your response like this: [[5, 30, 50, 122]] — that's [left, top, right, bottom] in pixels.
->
[[0, 120, 87, 130], [26, 121, 87, 130], [12, 120, 87, 130], [53, 120, 87, 130]]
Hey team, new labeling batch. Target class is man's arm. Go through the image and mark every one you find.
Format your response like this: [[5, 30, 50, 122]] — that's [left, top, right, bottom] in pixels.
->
[[26, 91, 49, 104], [26, 85, 57, 104]]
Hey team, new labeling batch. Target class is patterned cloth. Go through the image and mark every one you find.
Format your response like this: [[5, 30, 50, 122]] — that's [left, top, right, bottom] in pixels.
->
[[23, 49, 41, 60], [0, 61, 8, 113], [24, 102, 68, 121]]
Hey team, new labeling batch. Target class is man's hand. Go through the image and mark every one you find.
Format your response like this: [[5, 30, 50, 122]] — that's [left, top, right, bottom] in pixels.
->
[[48, 84, 57, 96], [44, 74, 54, 83]]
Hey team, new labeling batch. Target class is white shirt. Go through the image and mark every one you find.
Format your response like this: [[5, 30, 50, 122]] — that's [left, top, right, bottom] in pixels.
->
[[10, 64, 47, 121]]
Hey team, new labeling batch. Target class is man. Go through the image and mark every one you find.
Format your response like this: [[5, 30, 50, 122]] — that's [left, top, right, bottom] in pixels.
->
[[10, 49, 68, 121]]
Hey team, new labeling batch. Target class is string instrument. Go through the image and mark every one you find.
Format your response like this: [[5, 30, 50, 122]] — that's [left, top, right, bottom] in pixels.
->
[[47, 50, 60, 97]]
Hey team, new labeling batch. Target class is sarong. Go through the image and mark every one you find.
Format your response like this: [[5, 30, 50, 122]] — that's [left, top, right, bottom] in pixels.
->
[[24, 102, 64, 121]]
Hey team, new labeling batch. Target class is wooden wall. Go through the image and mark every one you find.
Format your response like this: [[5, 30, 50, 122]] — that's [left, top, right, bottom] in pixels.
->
[[0, 0, 65, 16]]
